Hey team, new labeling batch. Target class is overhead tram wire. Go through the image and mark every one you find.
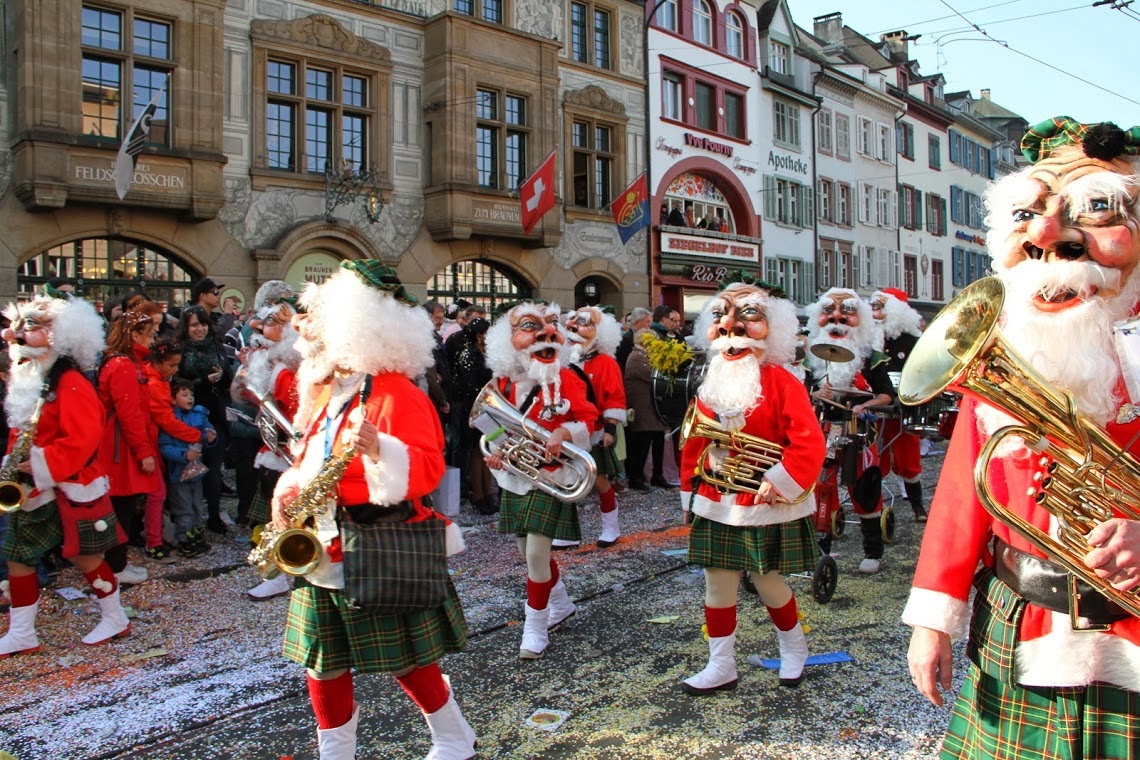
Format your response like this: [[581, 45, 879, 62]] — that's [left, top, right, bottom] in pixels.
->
[[865, 0, 1032, 36]]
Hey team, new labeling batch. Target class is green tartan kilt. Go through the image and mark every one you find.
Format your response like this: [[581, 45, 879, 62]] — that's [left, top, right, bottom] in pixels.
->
[[687, 515, 819, 575], [3, 500, 120, 564], [591, 444, 620, 478], [942, 665, 1140, 760], [498, 489, 581, 542], [248, 490, 272, 527], [282, 576, 468, 674]]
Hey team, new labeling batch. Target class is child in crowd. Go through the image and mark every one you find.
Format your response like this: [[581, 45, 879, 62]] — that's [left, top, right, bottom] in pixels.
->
[[159, 377, 218, 558]]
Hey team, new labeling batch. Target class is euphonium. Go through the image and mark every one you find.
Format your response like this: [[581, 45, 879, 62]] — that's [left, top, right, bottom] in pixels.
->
[[0, 383, 49, 513], [899, 276, 1140, 621], [233, 367, 301, 464], [679, 400, 813, 503], [468, 380, 597, 503]]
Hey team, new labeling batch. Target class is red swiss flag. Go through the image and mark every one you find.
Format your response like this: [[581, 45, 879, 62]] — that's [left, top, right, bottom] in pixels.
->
[[519, 151, 557, 234]]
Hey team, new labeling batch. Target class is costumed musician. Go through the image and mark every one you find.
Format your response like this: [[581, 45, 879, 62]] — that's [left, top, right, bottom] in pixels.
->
[[806, 288, 896, 574], [271, 261, 474, 759], [479, 301, 599, 659], [679, 276, 827, 693], [905, 118, 1140, 759], [0, 293, 133, 655]]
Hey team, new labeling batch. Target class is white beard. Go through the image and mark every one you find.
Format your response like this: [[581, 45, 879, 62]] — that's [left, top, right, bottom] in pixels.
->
[[698, 350, 764, 419], [5, 359, 49, 430], [526, 357, 566, 413], [293, 336, 335, 431], [806, 330, 864, 389], [245, 328, 302, 397]]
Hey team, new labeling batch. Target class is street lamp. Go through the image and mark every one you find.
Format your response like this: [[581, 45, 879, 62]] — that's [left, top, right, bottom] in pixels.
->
[[324, 159, 388, 224]]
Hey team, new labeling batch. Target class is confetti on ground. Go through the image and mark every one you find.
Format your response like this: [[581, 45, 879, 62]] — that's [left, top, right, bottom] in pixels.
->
[[748, 652, 854, 669], [119, 648, 169, 664], [660, 548, 688, 557], [647, 615, 679, 624], [55, 587, 86, 601]]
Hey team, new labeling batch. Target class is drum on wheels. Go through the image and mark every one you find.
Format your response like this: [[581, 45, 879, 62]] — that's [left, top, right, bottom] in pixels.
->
[[902, 392, 961, 439], [652, 351, 708, 430], [812, 554, 838, 603]]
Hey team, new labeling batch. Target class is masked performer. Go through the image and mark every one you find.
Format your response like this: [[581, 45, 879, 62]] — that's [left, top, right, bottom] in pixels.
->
[[480, 302, 598, 658], [806, 289, 895, 574], [236, 290, 302, 600], [906, 118, 1140, 759], [555, 306, 627, 549], [869, 288, 927, 522], [0, 293, 131, 655], [679, 279, 826, 693], [271, 261, 474, 759]]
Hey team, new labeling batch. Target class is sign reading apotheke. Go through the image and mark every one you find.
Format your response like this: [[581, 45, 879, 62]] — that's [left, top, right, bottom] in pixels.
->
[[661, 231, 758, 264], [71, 157, 188, 190], [767, 151, 809, 175]]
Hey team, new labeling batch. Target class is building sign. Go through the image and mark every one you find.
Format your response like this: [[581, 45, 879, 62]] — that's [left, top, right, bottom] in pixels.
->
[[285, 251, 341, 292], [767, 151, 809, 175], [71, 157, 188, 190], [661, 231, 759, 264], [472, 200, 520, 224], [732, 158, 757, 176], [684, 133, 734, 158], [688, 264, 730, 283], [655, 137, 682, 159], [955, 229, 986, 246]]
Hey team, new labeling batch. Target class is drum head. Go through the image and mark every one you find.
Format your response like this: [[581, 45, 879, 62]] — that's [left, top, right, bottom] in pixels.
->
[[651, 351, 708, 429]]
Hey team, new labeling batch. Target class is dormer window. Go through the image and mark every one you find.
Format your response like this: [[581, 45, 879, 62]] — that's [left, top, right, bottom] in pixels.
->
[[769, 40, 789, 74], [693, 0, 712, 46]]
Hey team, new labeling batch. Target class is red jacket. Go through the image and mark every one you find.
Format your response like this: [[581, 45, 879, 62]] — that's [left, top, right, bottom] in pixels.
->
[[142, 362, 201, 444], [97, 346, 158, 496]]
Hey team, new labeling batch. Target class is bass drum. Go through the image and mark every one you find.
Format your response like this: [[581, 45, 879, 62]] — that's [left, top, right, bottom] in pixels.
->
[[651, 351, 709, 430]]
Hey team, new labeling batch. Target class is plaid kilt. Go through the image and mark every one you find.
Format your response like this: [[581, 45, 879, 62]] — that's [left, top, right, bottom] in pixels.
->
[[2, 500, 120, 564], [942, 666, 1140, 760], [591, 444, 620, 478], [688, 515, 819, 575], [248, 490, 272, 527], [498, 489, 581, 541], [282, 576, 467, 674]]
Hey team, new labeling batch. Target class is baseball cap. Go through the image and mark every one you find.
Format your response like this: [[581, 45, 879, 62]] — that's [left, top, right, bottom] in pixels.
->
[[191, 277, 225, 301]]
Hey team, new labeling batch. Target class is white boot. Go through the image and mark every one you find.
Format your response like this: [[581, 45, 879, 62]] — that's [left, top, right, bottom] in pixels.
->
[[681, 633, 738, 695], [776, 622, 809, 687], [519, 603, 550, 659], [547, 580, 576, 628], [82, 587, 131, 646], [424, 692, 476, 760], [0, 600, 42, 658], [597, 507, 620, 548], [551, 538, 580, 549], [248, 573, 291, 600], [317, 703, 359, 760]]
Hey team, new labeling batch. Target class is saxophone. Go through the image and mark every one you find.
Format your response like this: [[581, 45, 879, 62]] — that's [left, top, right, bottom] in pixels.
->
[[0, 383, 49, 513], [247, 376, 372, 578]]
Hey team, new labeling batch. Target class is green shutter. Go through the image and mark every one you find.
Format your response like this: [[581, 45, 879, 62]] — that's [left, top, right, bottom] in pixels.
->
[[915, 189, 924, 230], [763, 175, 777, 220], [940, 197, 948, 236], [800, 186, 814, 228]]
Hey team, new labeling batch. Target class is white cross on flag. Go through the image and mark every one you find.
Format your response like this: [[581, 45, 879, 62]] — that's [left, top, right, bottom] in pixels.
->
[[519, 151, 557, 234], [114, 78, 167, 200]]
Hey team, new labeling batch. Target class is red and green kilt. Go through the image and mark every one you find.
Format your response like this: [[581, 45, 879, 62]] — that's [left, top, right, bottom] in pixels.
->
[[248, 469, 282, 526], [942, 665, 1139, 760], [687, 515, 818, 575], [591, 444, 620, 479], [3, 499, 121, 564], [282, 576, 468, 674], [498, 489, 581, 542]]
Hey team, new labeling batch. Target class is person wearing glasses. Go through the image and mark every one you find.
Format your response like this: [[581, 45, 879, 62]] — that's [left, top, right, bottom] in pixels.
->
[[190, 277, 228, 341]]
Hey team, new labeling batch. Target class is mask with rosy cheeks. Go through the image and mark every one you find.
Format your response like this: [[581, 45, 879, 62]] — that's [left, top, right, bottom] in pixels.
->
[[564, 309, 598, 348], [706, 288, 770, 361], [510, 309, 564, 364], [817, 296, 861, 337]]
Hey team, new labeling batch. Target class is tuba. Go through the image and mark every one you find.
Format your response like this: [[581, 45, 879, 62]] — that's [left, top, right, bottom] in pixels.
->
[[469, 381, 597, 503], [679, 401, 812, 504], [899, 276, 1140, 621], [0, 383, 49, 513]]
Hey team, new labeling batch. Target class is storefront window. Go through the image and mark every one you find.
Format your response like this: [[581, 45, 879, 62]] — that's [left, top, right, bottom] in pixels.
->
[[427, 259, 531, 314], [18, 238, 197, 308], [662, 172, 733, 232]]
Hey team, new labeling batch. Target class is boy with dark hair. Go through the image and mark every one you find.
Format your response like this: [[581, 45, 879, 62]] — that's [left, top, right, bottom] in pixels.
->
[[159, 376, 218, 558]]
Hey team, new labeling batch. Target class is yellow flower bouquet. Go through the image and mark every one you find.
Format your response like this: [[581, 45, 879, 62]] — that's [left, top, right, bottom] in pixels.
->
[[642, 333, 694, 392]]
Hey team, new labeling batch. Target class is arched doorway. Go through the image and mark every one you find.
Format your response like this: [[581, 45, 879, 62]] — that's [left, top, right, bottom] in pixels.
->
[[427, 259, 531, 314], [573, 274, 620, 309], [18, 238, 198, 309]]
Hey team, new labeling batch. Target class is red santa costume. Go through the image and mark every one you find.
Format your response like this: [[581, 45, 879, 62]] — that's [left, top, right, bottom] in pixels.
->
[[559, 306, 627, 548], [481, 302, 598, 659], [0, 293, 133, 657], [869, 287, 927, 522], [805, 288, 896, 574], [271, 261, 474, 760], [905, 119, 1140, 759], [679, 280, 826, 694]]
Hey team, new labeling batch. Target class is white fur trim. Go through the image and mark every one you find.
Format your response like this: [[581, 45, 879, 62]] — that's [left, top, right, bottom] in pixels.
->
[[688, 491, 814, 526], [901, 588, 970, 641], [24, 490, 53, 511], [361, 433, 411, 506], [1015, 611, 1140, 689], [491, 467, 535, 495], [58, 476, 110, 502], [603, 408, 628, 424], [561, 421, 591, 450], [445, 521, 466, 557], [29, 446, 54, 492], [254, 450, 291, 473], [763, 462, 806, 503]]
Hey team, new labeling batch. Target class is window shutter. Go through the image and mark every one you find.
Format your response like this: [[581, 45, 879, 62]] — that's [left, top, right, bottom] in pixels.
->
[[915, 189, 924, 230], [805, 260, 815, 299], [950, 186, 960, 223], [765, 256, 779, 283], [949, 131, 959, 164], [940, 197, 948, 236], [854, 245, 865, 289], [857, 181, 867, 223], [763, 174, 777, 219], [952, 248, 961, 286], [801, 186, 814, 228], [987, 148, 996, 179], [889, 190, 898, 230]]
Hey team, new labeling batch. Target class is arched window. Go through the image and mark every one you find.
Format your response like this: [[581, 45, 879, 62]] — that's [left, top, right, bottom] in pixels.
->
[[692, 0, 712, 46], [654, 0, 678, 32], [726, 13, 744, 59], [427, 259, 531, 314], [18, 238, 198, 309]]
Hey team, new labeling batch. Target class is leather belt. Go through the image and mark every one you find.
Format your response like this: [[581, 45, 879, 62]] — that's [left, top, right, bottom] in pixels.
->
[[993, 539, 1128, 625]]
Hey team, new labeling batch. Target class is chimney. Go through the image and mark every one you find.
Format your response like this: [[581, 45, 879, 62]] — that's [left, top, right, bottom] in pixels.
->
[[881, 30, 910, 61], [980, 88, 991, 100], [813, 12, 843, 46]]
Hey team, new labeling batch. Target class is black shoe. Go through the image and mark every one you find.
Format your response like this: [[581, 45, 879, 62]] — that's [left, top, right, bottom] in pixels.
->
[[651, 478, 678, 489], [680, 678, 739, 696], [629, 480, 651, 492], [206, 516, 230, 535]]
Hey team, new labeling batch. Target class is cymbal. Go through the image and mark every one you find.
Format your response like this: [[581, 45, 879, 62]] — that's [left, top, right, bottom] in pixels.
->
[[810, 343, 855, 363], [830, 386, 874, 398]]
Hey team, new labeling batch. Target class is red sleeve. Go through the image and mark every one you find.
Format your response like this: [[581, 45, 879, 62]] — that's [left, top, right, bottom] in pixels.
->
[[101, 358, 156, 460], [146, 368, 201, 443], [769, 366, 827, 492], [363, 374, 446, 502], [274, 368, 299, 421], [596, 356, 627, 419], [41, 373, 105, 482]]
